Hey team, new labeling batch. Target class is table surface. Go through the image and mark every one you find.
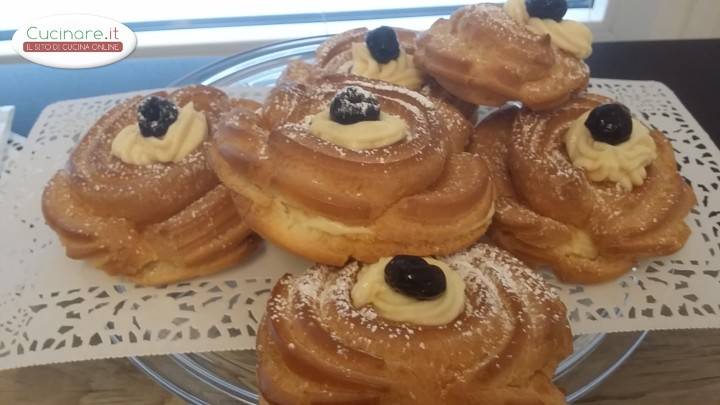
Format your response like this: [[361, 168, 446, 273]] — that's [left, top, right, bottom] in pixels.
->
[[1, 39, 720, 404]]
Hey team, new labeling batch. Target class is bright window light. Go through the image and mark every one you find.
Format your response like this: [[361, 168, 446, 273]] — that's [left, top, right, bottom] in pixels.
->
[[0, 0, 594, 31]]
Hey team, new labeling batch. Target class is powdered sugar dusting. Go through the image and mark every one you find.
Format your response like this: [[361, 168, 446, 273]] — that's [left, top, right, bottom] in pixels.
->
[[330, 86, 380, 119], [346, 79, 436, 110], [67, 86, 237, 219], [265, 243, 568, 376], [261, 75, 446, 161]]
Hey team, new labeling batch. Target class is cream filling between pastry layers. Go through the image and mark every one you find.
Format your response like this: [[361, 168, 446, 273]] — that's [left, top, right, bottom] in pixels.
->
[[559, 229, 598, 259], [111, 102, 207, 165], [277, 199, 372, 235], [504, 0, 593, 59], [565, 111, 658, 191], [351, 257, 466, 326], [309, 108, 407, 151], [274, 186, 494, 238], [350, 42, 424, 90]]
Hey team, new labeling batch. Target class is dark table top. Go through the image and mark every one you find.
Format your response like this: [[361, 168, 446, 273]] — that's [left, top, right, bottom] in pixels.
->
[[2, 39, 719, 145], [587, 39, 719, 146]]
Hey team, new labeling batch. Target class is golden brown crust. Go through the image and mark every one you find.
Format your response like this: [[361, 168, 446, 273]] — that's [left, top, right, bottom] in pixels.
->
[[211, 75, 494, 265], [420, 77, 479, 123], [66, 86, 234, 223], [280, 27, 477, 123], [469, 95, 697, 283], [277, 59, 323, 86], [256, 243, 572, 405], [41, 86, 261, 285], [415, 4, 589, 110], [315, 27, 419, 74], [278, 60, 476, 138]]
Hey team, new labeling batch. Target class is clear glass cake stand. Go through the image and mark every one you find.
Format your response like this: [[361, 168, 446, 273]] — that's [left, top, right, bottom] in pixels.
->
[[128, 36, 648, 404]]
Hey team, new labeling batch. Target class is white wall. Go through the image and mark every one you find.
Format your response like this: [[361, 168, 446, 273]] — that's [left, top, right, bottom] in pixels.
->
[[596, 0, 720, 42]]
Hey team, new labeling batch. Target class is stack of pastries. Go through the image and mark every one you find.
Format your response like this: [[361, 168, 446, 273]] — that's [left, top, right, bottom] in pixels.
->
[[41, 0, 697, 403]]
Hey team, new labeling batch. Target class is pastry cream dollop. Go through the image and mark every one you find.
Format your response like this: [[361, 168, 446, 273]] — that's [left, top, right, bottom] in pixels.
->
[[351, 257, 466, 326], [565, 111, 658, 191], [309, 108, 407, 151], [350, 42, 424, 90], [111, 102, 207, 165], [504, 0, 593, 59]]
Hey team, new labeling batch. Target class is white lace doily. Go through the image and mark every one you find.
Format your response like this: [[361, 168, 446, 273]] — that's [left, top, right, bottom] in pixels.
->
[[0, 80, 718, 370]]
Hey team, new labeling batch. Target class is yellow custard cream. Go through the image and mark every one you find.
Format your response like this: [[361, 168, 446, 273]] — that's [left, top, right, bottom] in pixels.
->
[[565, 112, 658, 191], [111, 102, 207, 165], [277, 199, 372, 236], [504, 0, 592, 59], [309, 108, 407, 151], [351, 257, 466, 326], [350, 42, 423, 90]]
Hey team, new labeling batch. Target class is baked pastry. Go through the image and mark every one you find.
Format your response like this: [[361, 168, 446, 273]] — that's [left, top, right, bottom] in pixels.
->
[[257, 243, 572, 404], [315, 26, 424, 90], [42, 85, 260, 285], [281, 26, 476, 120], [277, 59, 322, 87], [277, 58, 477, 144], [210, 75, 494, 266], [470, 94, 696, 283], [279, 58, 477, 125], [415, 1, 591, 110]]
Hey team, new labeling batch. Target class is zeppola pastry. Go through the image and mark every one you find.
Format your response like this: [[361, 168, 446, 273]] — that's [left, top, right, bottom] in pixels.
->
[[210, 75, 494, 266], [277, 61, 475, 149], [470, 94, 696, 283], [315, 26, 424, 90], [279, 58, 477, 129], [324, 25, 478, 117], [415, 0, 591, 110], [42, 85, 260, 285], [257, 243, 572, 404], [281, 25, 477, 120]]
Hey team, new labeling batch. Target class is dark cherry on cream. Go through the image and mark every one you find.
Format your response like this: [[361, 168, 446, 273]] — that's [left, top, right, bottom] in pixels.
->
[[365, 26, 401, 64], [329, 86, 381, 125], [384, 255, 447, 300], [584, 103, 634, 145], [525, 0, 568, 22], [137, 96, 179, 138]]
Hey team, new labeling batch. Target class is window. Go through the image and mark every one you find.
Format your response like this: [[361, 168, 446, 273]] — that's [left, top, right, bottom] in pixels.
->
[[0, 1, 594, 40], [0, 0, 606, 60]]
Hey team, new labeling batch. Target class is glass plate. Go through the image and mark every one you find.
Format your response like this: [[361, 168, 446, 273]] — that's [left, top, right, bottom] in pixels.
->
[[130, 36, 648, 404]]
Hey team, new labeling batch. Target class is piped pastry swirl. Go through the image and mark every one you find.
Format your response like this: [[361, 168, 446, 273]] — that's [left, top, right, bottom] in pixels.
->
[[469, 94, 696, 283], [257, 243, 572, 405], [415, 3, 589, 110], [210, 75, 494, 265], [42, 86, 260, 285]]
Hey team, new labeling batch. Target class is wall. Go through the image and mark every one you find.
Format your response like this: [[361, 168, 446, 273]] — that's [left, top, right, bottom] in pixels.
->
[[596, 0, 720, 41]]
